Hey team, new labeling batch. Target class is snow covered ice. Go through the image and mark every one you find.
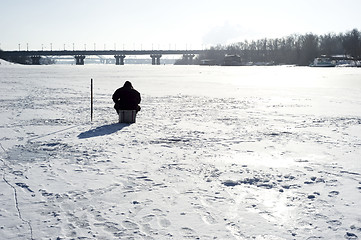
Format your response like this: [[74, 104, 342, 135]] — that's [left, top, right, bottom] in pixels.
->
[[0, 64, 361, 239]]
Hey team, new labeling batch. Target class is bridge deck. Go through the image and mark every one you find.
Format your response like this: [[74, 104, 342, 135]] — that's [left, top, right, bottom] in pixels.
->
[[0, 50, 204, 57]]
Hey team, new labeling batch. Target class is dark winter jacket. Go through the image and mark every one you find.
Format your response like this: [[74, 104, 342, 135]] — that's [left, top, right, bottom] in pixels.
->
[[112, 83, 141, 111]]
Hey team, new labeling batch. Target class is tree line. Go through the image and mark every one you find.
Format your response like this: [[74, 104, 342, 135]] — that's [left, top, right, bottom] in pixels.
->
[[193, 29, 361, 66]]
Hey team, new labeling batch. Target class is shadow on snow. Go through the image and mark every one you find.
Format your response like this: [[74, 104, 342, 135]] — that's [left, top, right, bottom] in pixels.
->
[[77, 123, 130, 139]]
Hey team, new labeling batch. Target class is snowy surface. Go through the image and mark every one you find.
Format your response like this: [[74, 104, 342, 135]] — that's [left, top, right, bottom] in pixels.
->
[[0, 59, 13, 65], [0, 64, 361, 239]]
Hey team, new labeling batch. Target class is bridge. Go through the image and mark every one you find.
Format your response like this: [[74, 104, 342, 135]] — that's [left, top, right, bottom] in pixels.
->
[[0, 49, 205, 65]]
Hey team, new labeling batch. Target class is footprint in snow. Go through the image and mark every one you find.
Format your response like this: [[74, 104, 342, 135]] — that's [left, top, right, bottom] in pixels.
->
[[345, 232, 358, 240], [181, 227, 197, 237], [328, 190, 340, 197], [101, 222, 122, 233], [326, 219, 342, 230], [201, 212, 217, 225], [141, 214, 156, 223], [158, 218, 171, 228], [122, 220, 139, 230], [15, 182, 34, 193]]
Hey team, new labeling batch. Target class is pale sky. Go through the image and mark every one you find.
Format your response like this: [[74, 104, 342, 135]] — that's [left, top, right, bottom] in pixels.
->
[[1, 0, 361, 51]]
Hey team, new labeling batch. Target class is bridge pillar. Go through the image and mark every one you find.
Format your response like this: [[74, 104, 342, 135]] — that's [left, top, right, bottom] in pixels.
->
[[156, 55, 162, 65], [183, 54, 195, 65], [31, 56, 41, 65], [114, 55, 126, 65], [150, 54, 162, 65], [150, 55, 155, 65], [74, 55, 85, 65]]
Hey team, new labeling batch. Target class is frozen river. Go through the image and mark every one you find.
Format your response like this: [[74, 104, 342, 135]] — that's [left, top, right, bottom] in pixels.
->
[[1, 64, 361, 239]]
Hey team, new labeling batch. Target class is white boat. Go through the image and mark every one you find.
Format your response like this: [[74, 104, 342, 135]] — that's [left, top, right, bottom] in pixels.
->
[[310, 57, 336, 67], [336, 59, 360, 67]]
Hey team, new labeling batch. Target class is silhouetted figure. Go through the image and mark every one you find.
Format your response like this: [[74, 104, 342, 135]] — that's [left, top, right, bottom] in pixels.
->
[[112, 81, 141, 114]]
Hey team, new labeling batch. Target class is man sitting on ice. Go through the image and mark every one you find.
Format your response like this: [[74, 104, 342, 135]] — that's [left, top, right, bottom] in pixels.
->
[[112, 81, 141, 114]]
